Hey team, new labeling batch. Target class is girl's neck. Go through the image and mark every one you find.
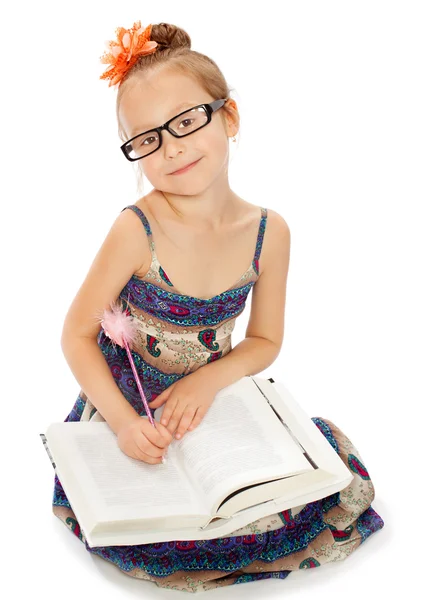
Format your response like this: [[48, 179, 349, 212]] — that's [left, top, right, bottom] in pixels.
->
[[152, 189, 246, 231]]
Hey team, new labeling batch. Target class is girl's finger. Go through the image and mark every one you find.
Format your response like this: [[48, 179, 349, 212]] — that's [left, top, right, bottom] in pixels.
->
[[160, 397, 178, 426], [129, 437, 164, 464], [142, 421, 170, 448], [187, 408, 205, 432], [139, 450, 163, 465], [187, 408, 199, 431], [154, 421, 173, 445], [174, 408, 197, 439], [134, 431, 164, 458], [167, 404, 187, 435]]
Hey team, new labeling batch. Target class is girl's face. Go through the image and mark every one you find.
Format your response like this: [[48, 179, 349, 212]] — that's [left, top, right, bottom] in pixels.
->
[[118, 69, 238, 195]]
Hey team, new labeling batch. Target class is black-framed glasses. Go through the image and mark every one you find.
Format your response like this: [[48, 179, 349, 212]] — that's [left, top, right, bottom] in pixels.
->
[[120, 98, 228, 161]]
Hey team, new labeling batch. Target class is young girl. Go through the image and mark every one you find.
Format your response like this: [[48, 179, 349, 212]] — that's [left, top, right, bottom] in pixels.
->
[[52, 20, 384, 593]]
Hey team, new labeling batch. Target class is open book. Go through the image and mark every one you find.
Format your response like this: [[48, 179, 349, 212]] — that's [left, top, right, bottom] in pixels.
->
[[41, 376, 353, 547]]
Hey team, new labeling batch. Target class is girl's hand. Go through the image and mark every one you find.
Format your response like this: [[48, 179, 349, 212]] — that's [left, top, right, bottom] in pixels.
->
[[149, 370, 219, 439], [117, 416, 172, 464]]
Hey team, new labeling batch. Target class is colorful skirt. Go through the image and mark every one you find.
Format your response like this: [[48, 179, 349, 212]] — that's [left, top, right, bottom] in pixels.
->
[[52, 398, 384, 593]]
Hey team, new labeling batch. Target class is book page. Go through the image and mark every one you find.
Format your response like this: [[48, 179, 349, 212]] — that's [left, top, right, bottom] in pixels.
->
[[166, 377, 312, 513], [47, 423, 208, 523]]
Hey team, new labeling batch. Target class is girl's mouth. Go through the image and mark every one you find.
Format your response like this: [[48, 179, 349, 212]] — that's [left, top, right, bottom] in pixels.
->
[[170, 158, 202, 175]]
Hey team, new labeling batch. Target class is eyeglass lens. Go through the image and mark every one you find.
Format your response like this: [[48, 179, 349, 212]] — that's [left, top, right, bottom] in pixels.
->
[[125, 106, 209, 160]]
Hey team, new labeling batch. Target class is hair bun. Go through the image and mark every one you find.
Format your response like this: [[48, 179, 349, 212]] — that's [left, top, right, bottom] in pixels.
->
[[151, 23, 191, 51]]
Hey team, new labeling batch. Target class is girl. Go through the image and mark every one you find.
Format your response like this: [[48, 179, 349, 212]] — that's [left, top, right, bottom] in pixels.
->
[[52, 20, 384, 593]]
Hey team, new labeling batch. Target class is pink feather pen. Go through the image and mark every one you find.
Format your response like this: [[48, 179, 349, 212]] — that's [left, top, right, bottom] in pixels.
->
[[100, 300, 155, 427]]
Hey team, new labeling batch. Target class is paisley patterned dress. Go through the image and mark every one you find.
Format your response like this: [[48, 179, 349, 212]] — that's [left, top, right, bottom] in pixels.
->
[[52, 204, 384, 593]]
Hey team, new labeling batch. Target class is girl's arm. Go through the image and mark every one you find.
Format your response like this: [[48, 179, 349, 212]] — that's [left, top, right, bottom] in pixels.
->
[[60, 208, 150, 435], [200, 209, 291, 390], [61, 336, 140, 434]]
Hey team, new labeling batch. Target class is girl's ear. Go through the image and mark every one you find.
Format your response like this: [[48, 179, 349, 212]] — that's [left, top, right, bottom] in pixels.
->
[[224, 99, 240, 138]]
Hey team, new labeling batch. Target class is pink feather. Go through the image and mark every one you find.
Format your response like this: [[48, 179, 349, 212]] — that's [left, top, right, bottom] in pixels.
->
[[98, 300, 160, 437], [101, 300, 138, 349]]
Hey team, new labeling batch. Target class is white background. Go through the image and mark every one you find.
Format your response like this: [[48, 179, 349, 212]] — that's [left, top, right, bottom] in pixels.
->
[[2, 0, 421, 597]]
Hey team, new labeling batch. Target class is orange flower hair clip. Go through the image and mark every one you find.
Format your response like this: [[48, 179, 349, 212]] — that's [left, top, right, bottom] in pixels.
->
[[99, 21, 158, 88]]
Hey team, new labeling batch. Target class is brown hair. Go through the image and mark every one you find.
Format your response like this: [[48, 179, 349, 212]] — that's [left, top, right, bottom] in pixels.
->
[[115, 22, 240, 196]]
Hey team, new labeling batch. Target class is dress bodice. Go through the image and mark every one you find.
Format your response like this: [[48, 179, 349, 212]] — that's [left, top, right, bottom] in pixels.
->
[[95, 203, 268, 410]]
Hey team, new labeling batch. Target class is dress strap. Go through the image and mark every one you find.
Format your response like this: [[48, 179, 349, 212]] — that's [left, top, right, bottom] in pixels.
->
[[121, 205, 156, 254], [253, 207, 268, 264]]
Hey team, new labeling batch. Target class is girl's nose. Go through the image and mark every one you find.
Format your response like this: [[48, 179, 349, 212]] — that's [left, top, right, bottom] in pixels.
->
[[161, 129, 186, 159]]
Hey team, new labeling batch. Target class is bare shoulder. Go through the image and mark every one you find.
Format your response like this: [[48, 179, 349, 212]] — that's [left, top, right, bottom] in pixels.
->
[[261, 208, 290, 270], [242, 200, 289, 235], [60, 200, 152, 341], [118, 199, 152, 272], [265, 207, 290, 236]]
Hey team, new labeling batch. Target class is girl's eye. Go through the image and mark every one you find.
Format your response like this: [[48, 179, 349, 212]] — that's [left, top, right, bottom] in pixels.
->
[[141, 136, 157, 146], [179, 118, 195, 129]]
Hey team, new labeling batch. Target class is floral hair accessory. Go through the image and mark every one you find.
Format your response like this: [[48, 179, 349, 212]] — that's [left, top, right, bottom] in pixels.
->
[[99, 21, 158, 88]]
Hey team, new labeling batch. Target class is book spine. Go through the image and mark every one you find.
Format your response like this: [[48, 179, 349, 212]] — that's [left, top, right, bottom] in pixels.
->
[[199, 514, 231, 530], [259, 378, 319, 470], [252, 378, 304, 450]]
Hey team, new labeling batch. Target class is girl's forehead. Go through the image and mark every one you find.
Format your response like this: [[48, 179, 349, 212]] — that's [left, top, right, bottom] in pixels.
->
[[130, 69, 205, 102], [120, 74, 212, 132]]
